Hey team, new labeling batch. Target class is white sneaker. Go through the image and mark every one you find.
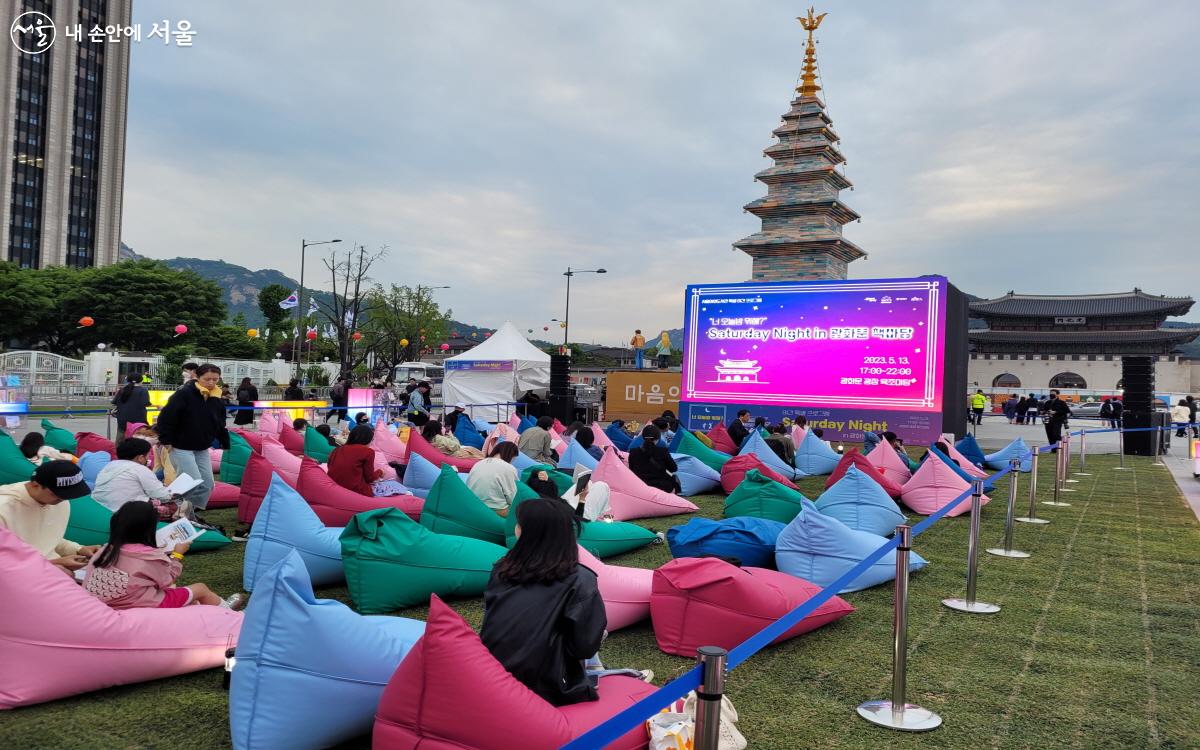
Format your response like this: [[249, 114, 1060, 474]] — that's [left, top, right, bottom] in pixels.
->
[[637, 669, 655, 683], [221, 593, 247, 611]]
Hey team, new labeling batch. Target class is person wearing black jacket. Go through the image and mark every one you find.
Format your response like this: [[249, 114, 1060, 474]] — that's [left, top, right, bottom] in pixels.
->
[[1110, 398, 1124, 430], [727, 409, 751, 448], [155, 363, 231, 510], [1044, 389, 1071, 451], [111, 375, 150, 446], [480, 498, 648, 706], [627, 424, 680, 493], [283, 378, 304, 401], [234, 377, 258, 426]]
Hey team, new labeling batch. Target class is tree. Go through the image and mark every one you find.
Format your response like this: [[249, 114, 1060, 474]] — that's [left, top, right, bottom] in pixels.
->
[[196, 325, 265, 360], [314, 244, 387, 377], [362, 284, 453, 377], [257, 283, 294, 350]]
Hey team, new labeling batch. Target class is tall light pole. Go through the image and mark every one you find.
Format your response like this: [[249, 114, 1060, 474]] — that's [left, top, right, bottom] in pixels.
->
[[562, 267, 606, 351], [295, 238, 341, 378]]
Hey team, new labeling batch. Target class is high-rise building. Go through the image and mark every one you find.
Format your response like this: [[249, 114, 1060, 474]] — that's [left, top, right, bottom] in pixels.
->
[[735, 8, 865, 282], [0, 0, 131, 269]]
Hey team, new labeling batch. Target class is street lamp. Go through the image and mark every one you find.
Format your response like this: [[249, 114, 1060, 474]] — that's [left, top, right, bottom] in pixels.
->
[[562, 267, 606, 349], [295, 238, 341, 377]]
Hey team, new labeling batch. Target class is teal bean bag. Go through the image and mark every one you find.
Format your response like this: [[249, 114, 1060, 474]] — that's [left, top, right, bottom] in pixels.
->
[[504, 483, 657, 558], [724, 470, 812, 524], [419, 465, 506, 545], [0, 432, 33, 484], [221, 432, 252, 486], [673, 429, 731, 473], [41, 419, 78, 454], [65, 497, 232, 551], [303, 425, 334, 463], [520, 464, 573, 497], [340, 507, 506, 613]]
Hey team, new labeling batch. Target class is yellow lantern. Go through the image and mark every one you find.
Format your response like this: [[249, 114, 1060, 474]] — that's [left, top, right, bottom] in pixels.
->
[[247, 328, 259, 338], [400, 338, 409, 346]]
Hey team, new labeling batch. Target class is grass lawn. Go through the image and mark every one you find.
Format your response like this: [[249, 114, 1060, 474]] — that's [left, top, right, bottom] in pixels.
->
[[1, 454, 1197, 749]]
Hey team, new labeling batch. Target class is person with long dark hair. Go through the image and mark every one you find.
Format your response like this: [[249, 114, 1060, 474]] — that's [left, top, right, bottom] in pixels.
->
[[627, 424, 680, 493], [573, 426, 603, 462], [467, 442, 520, 517], [480, 498, 649, 706], [327, 424, 408, 497], [111, 374, 150, 447], [283, 378, 304, 401], [233, 377, 258, 426], [155, 363, 230, 511], [82, 501, 243, 610]]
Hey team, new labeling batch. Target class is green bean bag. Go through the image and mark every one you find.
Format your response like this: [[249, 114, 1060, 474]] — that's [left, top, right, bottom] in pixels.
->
[[303, 425, 333, 463], [419, 465, 506, 545], [520, 464, 574, 497], [220, 432, 252, 486], [64, 497, 232, 551], [504, 483, 658, 558], [41, 419, 77, 454], [340, 507, 506, 613], [675, 429, 731, 474], [724, 470, 813, 524], [0, 432, 34, 484]]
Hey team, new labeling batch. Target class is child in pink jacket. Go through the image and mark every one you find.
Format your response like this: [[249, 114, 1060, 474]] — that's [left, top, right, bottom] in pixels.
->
[[82, 501, 245, 610]]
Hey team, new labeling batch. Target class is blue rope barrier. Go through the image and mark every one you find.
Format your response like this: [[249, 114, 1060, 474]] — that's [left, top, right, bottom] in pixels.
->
[[562, 459, 1024, 749]]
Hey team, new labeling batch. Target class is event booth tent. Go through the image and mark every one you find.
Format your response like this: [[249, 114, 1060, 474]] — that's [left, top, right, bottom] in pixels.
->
[[442, 322, 550, 422]]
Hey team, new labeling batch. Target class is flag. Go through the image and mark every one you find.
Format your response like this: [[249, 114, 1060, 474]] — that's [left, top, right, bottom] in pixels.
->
[[279, 290, 299, 310], [343, 308, 356, 328], [324, 324, 336, 339], [307, 297, 319, 316]]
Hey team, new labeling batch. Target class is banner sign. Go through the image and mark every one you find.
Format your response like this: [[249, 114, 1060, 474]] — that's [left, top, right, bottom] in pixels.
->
[[444, 360, 514, 372]]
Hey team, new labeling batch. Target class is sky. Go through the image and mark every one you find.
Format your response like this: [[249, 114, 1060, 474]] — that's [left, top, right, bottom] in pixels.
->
[[120, 1, 1200, 344]]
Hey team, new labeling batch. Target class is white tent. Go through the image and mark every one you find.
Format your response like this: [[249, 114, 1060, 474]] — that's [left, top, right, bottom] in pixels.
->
[[442, 322, 550, 422]]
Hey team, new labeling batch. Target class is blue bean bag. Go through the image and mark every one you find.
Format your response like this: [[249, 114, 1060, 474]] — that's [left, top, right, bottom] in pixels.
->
[[954, 433, 987, 468], [78, 452, 111, 491], [983, 437, 1032, 472], [814, 465, 907, 537], [627, 435, 668, 450], [230, 550, 425, 750], [793, 430, 841, 476], [738, 432, 801, 481], [776, 507, 927, 594], [672, 454, 722, 496], [404, 452, 472, 499], [557, 439, 598, 471], [517, 416, 536, 433], [243, 475, 344, 592], [604, 424, 633, 451], [453, 415, 485, 449], [510, 448, 538, 471], [666, 516, 786, 568]]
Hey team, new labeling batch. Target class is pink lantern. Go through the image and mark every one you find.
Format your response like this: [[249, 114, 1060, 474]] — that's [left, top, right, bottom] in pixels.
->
[[440, 343, 450, 351], [173, 324, 188, 336], [351, 331, 363, 342]]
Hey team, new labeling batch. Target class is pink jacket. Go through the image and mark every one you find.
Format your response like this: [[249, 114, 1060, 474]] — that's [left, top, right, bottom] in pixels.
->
[[83, 544, 182, 609]]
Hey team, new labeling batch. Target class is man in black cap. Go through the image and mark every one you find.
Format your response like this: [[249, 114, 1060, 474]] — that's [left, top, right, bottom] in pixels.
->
[[0, 460, 99, 574]]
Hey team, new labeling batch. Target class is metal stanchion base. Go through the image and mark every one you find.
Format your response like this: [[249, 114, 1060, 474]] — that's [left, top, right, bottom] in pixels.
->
[[942, 598, 1000, 614], [1042, 501, 1072, 506], [1072, 472, 1092, 476], [1014, 517, 1050, 524], [1058, 488, 1078, 493], [1113, 467, 1133, 471], [1064, 478, 1080, 483], [856, 701, 943, 732], [986, 547, 1030, 558]]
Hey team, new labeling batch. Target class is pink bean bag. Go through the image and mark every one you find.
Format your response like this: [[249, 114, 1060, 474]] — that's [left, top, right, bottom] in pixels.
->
[[373, 596, 657, 750], [866, 442, 912, 485], [0, 527, 243, 709], [74, 432, 115, 459], [258, 412, 282, 435], [297, 457, 422, 525], [707, 423, 739, 454], [790, 425, 808, 448], [261, 434, 302, 486], [719, 453, 800, 495], [591, 448, 698, 521], [825, 448, 902, 498], [279, 423, 306, 455], [589, 423, 627, 461], [578, 546, 652, 631], [208, 481, 241, 509], [406, 429, 480, 473], [231, 428, 264, 453], [210, 448, 223, 476], [482, 424, 520, 456], [939, 441, 988, 480], [371, 421, 408, 464], [650, 557, 854, 658], [238, 451, 290, 525], [900, 451, 990, 517], [374, 450, 399, 482], [507, 413, 522, 431]]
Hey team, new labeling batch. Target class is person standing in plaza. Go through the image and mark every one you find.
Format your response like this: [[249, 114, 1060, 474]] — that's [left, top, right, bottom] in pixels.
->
[[1110, 397, 1124, 430], [1044, 389, 1071, 450], [1187, 395, 1198, 438], [970, 389, 988, 426], [155, 363, 230, 512], [233, 377, 258, 426], [1025, 393, 1041, 427], [110, 375, 149, 448], [630, 329, 646, 370]]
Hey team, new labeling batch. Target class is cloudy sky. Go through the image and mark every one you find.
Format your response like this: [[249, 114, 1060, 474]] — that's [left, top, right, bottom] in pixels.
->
[[121, 1, 1200, 343]]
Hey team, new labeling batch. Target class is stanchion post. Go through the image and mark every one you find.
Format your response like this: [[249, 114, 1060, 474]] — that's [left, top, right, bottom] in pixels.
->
[[943, 481, 1000, 614], [1074, 431, 1091, 475], [1115, 426, 1130, 470], [105, 411, 112, 442], [1016, 451, 1049, 524], [1063, 433, 1079, 485], [857, 524, 942, 731], [988, 458, 1030, 558], [1045, 442, 1072, 506], [1152, 425, 1165, 467], [693, 646, 728, 750]]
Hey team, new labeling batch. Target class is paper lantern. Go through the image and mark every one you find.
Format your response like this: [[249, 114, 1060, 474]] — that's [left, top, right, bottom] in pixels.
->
[[451, 331, 459, 337], [543, 326, 549, 331], [352, 331, 363, 342], [78, 316, 95, 327], [400, 338, 409, 346], [306, 330, 318, 341], [247, 328, 259, 338], [484, 332, 491, 338], [439, 343, 449, 351], [560, 322, 567, 328], [174, 324, 188, 335]]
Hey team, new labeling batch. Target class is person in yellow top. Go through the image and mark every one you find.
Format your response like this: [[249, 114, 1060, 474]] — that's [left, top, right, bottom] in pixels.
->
[[0, 460, 99, 575], [630, 329, 646, 370], [970, 390, 988, 426], [655, 332, 672, 369]]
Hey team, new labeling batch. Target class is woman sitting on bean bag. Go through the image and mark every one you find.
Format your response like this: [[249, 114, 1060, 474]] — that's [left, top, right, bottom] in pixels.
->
[[573, 426, 604, 462], [327, 426, 408, 498], [466, 442, 520, 518], [627, 425, 679, 494], [422, 421, 485, 459]]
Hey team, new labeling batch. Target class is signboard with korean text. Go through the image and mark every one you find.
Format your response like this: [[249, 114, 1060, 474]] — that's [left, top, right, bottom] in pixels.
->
[[444, 360, 514, 372], [603, 370, 682, 422]]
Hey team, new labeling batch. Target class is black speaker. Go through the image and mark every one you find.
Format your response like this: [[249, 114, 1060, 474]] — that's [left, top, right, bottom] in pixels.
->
[[550, 355, 571, 396], [1123, 410, 1169, 456], [1122, 356, 1155, 413], [548, 394, 575, 424]]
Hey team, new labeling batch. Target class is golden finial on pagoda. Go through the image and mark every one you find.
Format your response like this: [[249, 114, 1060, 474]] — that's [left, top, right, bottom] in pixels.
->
[[796, 7, 827, 98]]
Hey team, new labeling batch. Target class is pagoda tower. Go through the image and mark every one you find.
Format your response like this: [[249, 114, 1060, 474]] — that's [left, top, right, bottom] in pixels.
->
[[734, 8, 866, 281]]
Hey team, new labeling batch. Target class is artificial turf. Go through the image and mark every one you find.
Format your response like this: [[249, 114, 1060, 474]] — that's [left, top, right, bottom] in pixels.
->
[[1, 454, 1197, 749]]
